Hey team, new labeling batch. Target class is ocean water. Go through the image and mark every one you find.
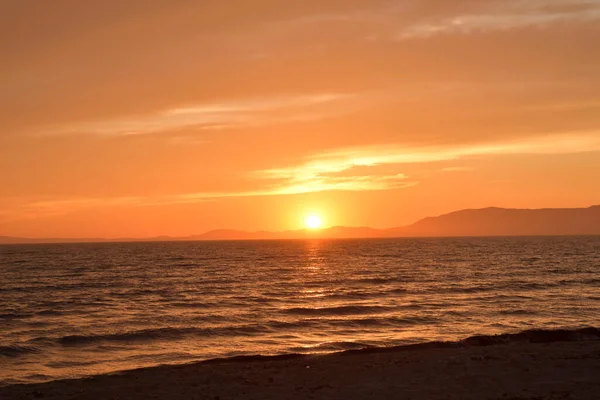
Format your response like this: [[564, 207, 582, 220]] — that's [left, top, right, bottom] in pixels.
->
[[1, 236, 599, 385]]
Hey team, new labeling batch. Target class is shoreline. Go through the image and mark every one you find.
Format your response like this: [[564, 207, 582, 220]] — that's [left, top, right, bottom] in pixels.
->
[[2, 327, 599, 399]]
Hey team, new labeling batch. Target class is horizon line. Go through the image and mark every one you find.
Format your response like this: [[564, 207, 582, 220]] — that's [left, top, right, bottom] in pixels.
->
[[2, 204, 599, 243]]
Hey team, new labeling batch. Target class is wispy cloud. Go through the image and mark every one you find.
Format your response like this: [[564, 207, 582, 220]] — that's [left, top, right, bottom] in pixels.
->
[[1, 172, 415, 222], [33, 162, 396, 220], [440, 166, 475, 172], [162, 171, 415, 203], [255, 0, 600, 42], [38, 93, 355, 137], [315, 130, 600, 164], [266, 173, 415, 195], [0, 197, 146, 223], [398, 0, 600, 38], [260, 130, 600, 185], [4, 130, 600, 222]]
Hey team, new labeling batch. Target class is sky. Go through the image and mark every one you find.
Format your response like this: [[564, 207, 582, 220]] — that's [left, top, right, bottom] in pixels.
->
[[1, 0, 600, 238]]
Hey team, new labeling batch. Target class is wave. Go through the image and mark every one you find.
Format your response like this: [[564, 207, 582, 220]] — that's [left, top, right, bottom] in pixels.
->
[[326, 315, 437, 328], [44, 360, 98, 368], [3, 326, 599, 385], [461, 327, 600, 346], [433, 280, 576, 294], [168, 302, 212, 309], [334, 327, 600, 356], [164, 327, 600, 367], [0, 345, 40, 357], [0, 312, 31, 320], [54, 325, 270, 345], [36, 310, 64, 317], [269, 315, 436, 331], [316, 288, 407, 301], [497, 309, 535, 316], [282, 305, 395, 316], [354, 277, 400, 284], [3, 282, 113, 293], [39, 314, 433, 347], [289, 341, 374, 353]]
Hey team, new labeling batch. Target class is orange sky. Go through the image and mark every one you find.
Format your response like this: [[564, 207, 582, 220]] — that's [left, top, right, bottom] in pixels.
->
[[2, 0, 600, 238]]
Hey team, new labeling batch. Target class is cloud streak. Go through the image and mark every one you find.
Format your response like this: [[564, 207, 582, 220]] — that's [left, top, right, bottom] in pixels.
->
[[260, 130, 600, 184], [0, 171, 415, 222], [3, 129, 600, 223], [38, 93, 355, 137], [398, 0, 600, 38]]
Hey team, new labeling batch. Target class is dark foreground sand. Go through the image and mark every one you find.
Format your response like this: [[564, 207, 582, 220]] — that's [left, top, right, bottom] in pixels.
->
[[2, 328, 599, 400]]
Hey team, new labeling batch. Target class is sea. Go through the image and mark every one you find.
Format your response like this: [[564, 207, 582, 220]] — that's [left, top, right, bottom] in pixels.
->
[[1, 236, 599, 385]]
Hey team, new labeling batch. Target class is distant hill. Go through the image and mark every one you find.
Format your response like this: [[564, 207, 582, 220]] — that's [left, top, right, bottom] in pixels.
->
[[0, 236, 107, 244], [188, 229, 279, 241], [1, 206, 599, 244], [188, 226, 382, 241], [391, 205, 600, 237], [0, 236, 31, 244]]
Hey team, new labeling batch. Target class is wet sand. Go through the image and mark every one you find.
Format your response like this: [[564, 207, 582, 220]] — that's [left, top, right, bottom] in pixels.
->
[[2, 328, 599, 400]]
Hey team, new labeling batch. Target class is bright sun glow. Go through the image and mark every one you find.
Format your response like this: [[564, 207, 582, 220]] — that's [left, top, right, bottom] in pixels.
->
[[305, 215, 323, 229]]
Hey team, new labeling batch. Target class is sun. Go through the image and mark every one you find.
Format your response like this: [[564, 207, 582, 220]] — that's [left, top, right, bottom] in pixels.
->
[[305, 215, 323, 230]]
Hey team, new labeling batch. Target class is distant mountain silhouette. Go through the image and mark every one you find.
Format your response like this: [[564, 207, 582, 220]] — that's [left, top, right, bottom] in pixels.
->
[[1, 206, 599, 244], [0, 236, 106, 244], [389, 205, 600, 237], [187, 226, 381, 241]]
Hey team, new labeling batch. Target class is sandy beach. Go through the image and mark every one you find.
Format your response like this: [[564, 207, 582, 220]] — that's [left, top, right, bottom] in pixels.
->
[[2, 328, 599, 400]]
